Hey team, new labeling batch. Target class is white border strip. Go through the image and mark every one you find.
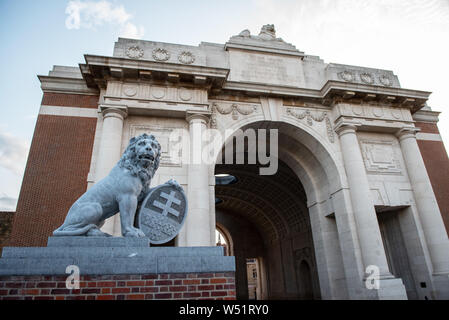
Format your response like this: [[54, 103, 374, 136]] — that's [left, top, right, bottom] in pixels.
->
[[416, 132, 442, 142], [39, 105, 98, 118]]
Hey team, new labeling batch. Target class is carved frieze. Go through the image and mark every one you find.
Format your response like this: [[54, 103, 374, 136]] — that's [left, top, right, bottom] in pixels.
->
[[335, 103, 412, 123], [337, 69, 394, 87], [151, 86, 166, 99], [105, 82, 207, 105], [209, 102, 259, 128], [286, 108, 335, 143], [178, 88, 192, 101], [122, 84, 137, 97]]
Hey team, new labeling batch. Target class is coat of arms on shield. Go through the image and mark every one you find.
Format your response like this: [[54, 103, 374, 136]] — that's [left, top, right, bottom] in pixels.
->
[[136, 181, 187, 244]]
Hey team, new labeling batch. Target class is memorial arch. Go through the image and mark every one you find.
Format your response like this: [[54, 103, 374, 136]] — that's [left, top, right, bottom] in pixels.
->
[[5, 25, 449, 300]]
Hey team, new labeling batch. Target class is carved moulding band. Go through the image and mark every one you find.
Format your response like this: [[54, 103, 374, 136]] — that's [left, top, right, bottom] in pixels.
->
[[286, 108, 335, 143]]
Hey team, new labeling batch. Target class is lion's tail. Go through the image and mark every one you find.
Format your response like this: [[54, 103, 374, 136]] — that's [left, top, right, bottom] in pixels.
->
[[52, 223, 97, 236]]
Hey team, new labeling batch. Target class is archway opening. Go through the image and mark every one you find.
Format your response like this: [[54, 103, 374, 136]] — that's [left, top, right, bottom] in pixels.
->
[[214, 120, 336, 299]]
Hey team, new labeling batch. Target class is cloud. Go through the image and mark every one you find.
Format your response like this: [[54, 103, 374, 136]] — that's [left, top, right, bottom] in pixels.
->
[[65, 0, 144, 39], [0, 193, 17, 211], [0, 129, 29, 176]]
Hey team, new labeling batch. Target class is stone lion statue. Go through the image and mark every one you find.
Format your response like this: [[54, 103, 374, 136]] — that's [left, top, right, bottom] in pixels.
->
[[53, 133, 179, 237], [258, 24, 276, 39]]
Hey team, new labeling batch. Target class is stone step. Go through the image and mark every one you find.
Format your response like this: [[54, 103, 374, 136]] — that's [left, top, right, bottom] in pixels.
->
[[1, 246, 224, 259]]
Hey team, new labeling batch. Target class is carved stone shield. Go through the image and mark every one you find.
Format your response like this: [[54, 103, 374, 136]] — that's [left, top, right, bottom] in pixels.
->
[[137, 183, 187, 244]]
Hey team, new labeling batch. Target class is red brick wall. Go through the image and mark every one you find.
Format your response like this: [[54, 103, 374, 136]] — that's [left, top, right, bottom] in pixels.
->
[[7, 93, 98, 247], [41, 93, 99, 109], [415, 121, 449, 236], [0, 212, 14, 255], [0, 272, 236, 300]]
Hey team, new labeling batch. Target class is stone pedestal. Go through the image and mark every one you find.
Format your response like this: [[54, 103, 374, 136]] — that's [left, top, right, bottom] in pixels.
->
[[0, 237, 236, 300]]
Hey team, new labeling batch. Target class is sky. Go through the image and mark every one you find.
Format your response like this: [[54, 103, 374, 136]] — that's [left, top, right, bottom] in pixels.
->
[[0, 0, 448, 211]]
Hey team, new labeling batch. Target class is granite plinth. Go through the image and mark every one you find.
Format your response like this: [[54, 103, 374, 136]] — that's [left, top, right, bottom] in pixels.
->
[[47, 236, 151, 247], [0, 237, 235, 276]]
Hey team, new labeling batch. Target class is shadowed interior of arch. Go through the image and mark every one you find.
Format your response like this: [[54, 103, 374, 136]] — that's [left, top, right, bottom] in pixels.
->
[[214, 121, 329, 299]]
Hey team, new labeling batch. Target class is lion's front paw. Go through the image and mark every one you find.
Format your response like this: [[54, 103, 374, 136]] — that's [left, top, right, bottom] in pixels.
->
[[123, 227, 146, 238]]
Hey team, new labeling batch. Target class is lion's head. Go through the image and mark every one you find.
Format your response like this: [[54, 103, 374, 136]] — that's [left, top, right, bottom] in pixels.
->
[[118, 133, 161, 184], [258, 24, 276, 39]]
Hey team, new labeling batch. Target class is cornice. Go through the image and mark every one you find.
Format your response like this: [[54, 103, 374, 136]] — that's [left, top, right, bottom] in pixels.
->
[[412, 109, 441, 123], [43, 54, 431, 115], [81, 54, 229, 90], [222, 80, 430, 112], [38, 75, 99, 95]]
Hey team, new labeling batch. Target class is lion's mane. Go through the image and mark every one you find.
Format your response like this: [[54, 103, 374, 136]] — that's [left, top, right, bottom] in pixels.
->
[[118, 133, 161, 186]]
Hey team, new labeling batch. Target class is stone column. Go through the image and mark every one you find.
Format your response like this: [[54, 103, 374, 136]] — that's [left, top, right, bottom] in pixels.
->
[[185, 112, 212, 246], [396, 128, 449, 279], [336, 124, 392, 276], [96, 106, 127, 236], [336, 123, 407, 299]]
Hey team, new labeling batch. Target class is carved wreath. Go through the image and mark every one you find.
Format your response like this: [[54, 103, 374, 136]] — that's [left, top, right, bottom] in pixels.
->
[[152, 48, 170, 61], [338, 70, 354, 82], [126, 46, 144, 59], [178, 51, 195, 64], [379, 75, 393, 87], [286, 108, 335, 143], [360, 73, 374, 84]]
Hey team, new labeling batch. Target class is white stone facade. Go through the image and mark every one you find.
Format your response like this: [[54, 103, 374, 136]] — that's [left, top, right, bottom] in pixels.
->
[[38, 25, 449, 300]]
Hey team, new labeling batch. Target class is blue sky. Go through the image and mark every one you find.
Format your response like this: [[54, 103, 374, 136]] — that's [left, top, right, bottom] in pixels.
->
[[1, 0, 448, 210]]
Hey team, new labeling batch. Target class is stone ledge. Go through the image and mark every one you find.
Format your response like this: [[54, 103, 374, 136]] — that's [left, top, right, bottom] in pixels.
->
[[1, 246, 224, 259], [47, 236, 150, 247], [0, 255, 236, 276], [0, 238, 234, 276]]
